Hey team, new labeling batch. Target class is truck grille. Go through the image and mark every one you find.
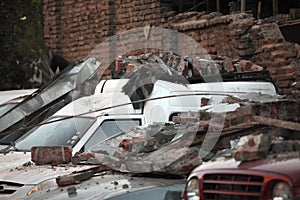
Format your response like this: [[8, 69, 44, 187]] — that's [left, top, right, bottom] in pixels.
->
[[0, 181, 24, 195], [202, 173, 263, 200]]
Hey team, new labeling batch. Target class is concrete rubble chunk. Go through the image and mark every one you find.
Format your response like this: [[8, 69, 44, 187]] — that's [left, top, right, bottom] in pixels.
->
[[233, 133, 272, 161]]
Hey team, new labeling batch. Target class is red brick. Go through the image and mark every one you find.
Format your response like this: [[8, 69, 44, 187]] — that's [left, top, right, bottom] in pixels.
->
[[277, 65, 296, 74], [31, 146, 72, 165], [273, 73, 295, 81], [276, 80, 291, 88]]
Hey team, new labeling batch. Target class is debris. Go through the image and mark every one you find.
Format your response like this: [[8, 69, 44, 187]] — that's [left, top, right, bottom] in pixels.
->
[[254, 115, 300, 132], [233, 133, 272, 161], [120, 136, 161, 153], [31, 146, 72, 165], [269, 140, 300, 154], [22, 161, 33, 166], [238, 60, 264, 72], [56, 166, 109, 186], [66, 186, 77, 197], [72, 97, 300, 176], [56, 170, 93, 186]]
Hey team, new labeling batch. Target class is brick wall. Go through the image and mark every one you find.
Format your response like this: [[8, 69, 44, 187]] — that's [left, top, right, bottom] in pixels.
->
[[43, 0, 163, 61], [43, 0, 300, 95]]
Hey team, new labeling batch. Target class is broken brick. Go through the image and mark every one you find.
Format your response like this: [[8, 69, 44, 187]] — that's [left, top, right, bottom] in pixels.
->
[[31, 146, 72, 165]]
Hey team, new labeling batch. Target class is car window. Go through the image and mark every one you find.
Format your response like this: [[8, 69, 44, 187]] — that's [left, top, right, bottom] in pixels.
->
[[15, 117, 94, 151], [84, 119, 141, 152]]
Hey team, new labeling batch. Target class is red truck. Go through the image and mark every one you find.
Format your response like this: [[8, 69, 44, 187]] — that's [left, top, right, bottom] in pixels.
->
[[183, 138, 300, 200]]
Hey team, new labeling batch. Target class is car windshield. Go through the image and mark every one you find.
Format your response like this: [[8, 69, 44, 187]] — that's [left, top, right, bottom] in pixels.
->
[[15, 117, 95, 151], [86, 119, 141, 152]]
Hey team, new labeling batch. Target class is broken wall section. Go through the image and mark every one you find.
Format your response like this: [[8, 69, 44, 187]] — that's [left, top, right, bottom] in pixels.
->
[[168, 12, 300, 95]]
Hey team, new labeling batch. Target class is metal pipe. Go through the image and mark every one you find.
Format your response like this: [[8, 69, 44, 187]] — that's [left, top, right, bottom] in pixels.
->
[[216, 0, 220, 12], [257, 1, 261, 19], [273, 0, 278, 16], [241, 0, 246, 12]]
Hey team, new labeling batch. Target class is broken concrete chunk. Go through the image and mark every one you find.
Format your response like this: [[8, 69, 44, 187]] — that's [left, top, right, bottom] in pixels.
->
[[119, 136, 161, 153], [233, 133, 271, 161], [31, 146, 72, 165], [131, 137, 159, 153]]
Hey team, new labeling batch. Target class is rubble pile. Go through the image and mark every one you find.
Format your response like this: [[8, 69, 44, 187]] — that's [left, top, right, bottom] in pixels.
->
[[75, 122, 202, 176], [71, 98, 300, 175], [26, 95, 300, 182], [113, 51, 266, 79], [109, 51, 269, 100]]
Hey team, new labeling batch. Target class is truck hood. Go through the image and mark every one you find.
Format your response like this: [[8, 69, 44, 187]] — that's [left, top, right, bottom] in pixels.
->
[[0, 152, 97, 185], [192, 152, 300, 185]]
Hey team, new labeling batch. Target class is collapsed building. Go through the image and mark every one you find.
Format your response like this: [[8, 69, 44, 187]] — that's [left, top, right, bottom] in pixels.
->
[[0, 50, 299, 199]]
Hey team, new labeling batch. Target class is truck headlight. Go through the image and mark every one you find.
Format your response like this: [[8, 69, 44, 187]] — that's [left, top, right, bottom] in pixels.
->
[[186, 178, 200, 200], [272, 182, 292, 200], [27, 179, 57, 196]]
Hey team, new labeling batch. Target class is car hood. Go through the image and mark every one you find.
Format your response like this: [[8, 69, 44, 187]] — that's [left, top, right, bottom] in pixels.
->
[[0, 152, 97, 185], [192, 152, 300, 185], [26, 173, 185, 200], [0, 151, 32, 171]]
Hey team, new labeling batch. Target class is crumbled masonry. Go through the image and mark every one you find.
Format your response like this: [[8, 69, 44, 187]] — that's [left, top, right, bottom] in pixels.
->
[[70, 98, 300, 176]]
